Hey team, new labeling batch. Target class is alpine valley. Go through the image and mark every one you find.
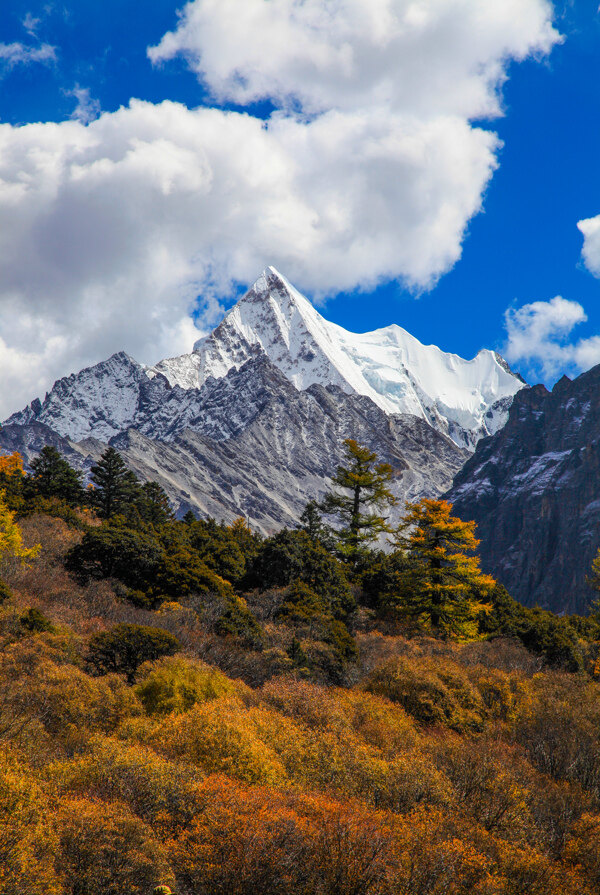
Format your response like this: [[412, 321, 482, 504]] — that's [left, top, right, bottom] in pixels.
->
[[1, 268, 524, 533]]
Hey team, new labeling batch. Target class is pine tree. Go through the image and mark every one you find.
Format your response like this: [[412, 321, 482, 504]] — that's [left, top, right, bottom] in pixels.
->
[[393, 498, 495, 638], [138, 481, 174, 526], [297, 500, 335, 550], [322, 439, 396, 561], [89, 448, 140, 519], [28, 446, 84, 504]]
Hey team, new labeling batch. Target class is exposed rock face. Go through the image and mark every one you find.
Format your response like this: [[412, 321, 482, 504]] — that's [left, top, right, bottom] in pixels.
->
[[0, 421, 89, 468], [7, 352, 149, 442], [446, 366, 600, 614], [2, 357, 468, 533]]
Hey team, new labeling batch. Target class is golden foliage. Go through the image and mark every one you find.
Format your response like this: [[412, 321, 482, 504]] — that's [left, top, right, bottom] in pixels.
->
[[0, 489, 40, 568], [2, 510, 600, 894]]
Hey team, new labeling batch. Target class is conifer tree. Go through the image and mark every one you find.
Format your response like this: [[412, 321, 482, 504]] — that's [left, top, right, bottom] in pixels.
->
[[89, 447, 140, 519], [297, 500, 335, 550], [138, 481, 174, 526], [28, 446, 84, 504], [322, 439, 396, 560], [393, 498, 495, 637]]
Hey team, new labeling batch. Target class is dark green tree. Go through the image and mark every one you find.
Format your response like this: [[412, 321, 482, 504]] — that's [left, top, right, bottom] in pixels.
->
[[360, 548, 412, 613], [275, 580, 357, 672], [322, 439, 396, 561], [297, 500, 335, 550], [187, 519, 247, 586], [86, 623, 180, 683], [28, 446, 85, 505], [65, 523, 163, 590], [89, 447, 140, 519], [137, 481, 174, 526], [245, 529, 355, 619]]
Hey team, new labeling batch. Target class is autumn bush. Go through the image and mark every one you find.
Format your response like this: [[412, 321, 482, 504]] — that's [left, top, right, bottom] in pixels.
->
[[136, 655, 241, 716], [364, 655, 488, 731]]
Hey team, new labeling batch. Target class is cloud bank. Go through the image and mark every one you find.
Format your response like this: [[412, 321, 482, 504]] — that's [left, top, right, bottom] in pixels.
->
[[0, 0, 559, 417]]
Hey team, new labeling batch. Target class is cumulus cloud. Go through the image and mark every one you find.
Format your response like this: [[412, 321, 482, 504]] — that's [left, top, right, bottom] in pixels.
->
[[149, 0, 558, 118], [578, 215, 600, 278], [503, 296, 600, 379], [0, 41, 55, 73], [0, 0, 560, 417]]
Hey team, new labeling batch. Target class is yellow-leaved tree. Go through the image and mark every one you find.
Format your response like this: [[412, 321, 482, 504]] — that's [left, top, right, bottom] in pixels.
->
[[393, 498, 495, 638], [0, 489, 40, 571], [0, 451, 25, 507]]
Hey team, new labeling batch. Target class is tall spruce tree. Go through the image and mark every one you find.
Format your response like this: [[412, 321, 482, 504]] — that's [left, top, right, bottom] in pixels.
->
[[90, 447, 140, 519], [28, 446, 84, 505], [138, 481, 174, 526], [393, 498, 495, 637], [322, 439, 396, 561], [297, 500, 335, 550]]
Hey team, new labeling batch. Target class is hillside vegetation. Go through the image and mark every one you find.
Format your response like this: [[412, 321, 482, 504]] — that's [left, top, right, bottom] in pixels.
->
[[2, 444, 600, 894]]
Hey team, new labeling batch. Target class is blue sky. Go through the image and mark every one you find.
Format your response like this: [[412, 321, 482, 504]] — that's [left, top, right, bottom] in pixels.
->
[[1, 0, 600, 415]]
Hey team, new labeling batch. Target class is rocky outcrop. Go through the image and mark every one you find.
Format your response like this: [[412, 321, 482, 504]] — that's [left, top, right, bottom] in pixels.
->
[[446, 365, 600, 614]]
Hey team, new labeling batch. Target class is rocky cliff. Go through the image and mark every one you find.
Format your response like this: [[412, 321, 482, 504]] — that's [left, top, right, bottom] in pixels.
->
[[447, 365, 600, 614]]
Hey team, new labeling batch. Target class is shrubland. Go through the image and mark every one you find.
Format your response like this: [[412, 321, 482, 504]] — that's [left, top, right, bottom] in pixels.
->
[[1, 443, 600, 893]]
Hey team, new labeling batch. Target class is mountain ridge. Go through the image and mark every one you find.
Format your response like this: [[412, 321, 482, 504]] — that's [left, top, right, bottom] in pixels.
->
[[2, 355, 469, 532], [150, 266, 525, 449], [8, 267, 525, 451], [2, 267, 527, 531]]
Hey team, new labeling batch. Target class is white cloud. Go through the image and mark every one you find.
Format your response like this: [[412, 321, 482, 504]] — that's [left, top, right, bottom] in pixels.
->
[[22, 13, 41, 36], [503, 296, 600, 379], [66, 86, 102, 124], [578, 215, 600, 278], [149, 0, 558, 119], [0, 0, 560, 418], [0, 41, 55, 73]]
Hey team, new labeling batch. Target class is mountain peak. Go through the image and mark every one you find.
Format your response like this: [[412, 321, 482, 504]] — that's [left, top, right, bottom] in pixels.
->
[[253, 265, 288, 292], [239, 265, 316, 320], [151, 269, 525, 449]]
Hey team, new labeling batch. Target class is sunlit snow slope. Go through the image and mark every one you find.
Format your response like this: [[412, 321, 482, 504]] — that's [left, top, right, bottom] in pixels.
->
[[151, 267, 524, 449]]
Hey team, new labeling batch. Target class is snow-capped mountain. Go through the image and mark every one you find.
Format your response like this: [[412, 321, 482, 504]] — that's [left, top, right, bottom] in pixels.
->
[[3, 267, 525, 529], [150, 267, 525, 449], [9, 267, 523, 450]]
